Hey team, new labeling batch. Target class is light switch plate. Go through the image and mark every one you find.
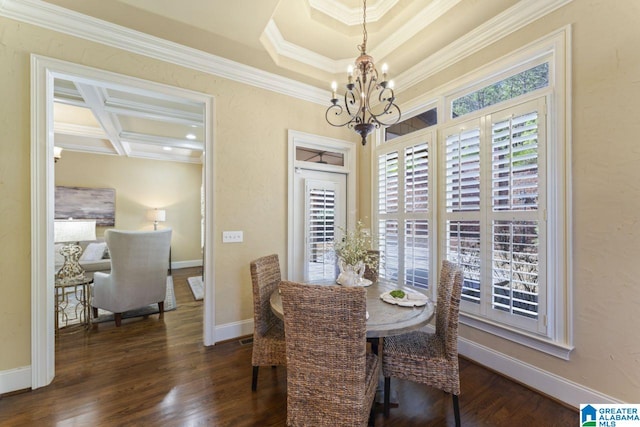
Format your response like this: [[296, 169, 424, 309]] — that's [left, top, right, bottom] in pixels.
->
[[222, 230, 243, 243]]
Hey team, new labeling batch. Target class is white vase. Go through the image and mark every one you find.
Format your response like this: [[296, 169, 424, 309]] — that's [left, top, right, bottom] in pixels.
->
[[336, 258, 365, 286]]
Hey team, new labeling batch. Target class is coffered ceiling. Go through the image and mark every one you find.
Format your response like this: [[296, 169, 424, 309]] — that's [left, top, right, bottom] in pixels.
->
[[8, 0, 567, 163], [53, 77, 205, 163]]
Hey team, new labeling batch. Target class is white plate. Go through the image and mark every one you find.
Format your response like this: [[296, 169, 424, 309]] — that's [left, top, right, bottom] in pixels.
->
[[380, 290, 429, 307], [337, 278, 373, 287]]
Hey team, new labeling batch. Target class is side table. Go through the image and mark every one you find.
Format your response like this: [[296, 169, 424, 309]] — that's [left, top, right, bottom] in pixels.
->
[[55, 273, 94, 331]]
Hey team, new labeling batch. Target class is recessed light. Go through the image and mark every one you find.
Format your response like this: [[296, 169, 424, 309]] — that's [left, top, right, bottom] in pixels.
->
[[186, 133, 196, 140], [163, 146, 173, 151]]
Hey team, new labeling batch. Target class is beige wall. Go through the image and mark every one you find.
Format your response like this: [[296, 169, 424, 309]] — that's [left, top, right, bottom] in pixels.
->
[[2, 0, 640, 405], [0, 15, 355, 373], [55, 151, 202, 262]]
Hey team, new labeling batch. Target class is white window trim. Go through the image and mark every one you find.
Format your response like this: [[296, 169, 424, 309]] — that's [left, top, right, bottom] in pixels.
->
[[372, 27, 573, 359]]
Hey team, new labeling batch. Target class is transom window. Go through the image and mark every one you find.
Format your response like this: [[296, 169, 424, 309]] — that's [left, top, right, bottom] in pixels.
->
[[451, 63, 549, 119]]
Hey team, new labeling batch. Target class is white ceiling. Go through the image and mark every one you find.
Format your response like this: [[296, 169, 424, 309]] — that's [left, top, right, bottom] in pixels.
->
[[39, 0, 552, 163]]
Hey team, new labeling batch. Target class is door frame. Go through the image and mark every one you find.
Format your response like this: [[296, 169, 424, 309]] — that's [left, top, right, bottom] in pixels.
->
[[30, 55, 216, 389], [287, 130, 356, 280]]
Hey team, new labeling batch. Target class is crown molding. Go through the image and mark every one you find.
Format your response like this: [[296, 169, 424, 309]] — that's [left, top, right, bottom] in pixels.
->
[[0, 0, 328, 105], [396, 0, 573, 91], [0, 0, 573, 108], [265, 0, 460, 73], [54, 142, 115, 156], [370, 0, 461, 62], [262, 20, 340, 74], [266, 0, 567, 81], [309, 0, 398, 26]]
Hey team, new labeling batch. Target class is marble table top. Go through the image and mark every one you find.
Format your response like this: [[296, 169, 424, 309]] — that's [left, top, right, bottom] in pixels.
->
[[270, 279, 435, 338]]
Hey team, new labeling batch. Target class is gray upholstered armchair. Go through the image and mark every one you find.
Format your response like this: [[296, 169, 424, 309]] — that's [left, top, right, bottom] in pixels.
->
[[91, 229, 172, 326]]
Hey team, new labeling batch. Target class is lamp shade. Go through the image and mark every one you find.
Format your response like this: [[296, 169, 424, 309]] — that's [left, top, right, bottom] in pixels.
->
[[147, 209, 166, 222], [53, 146, 63, 162], [54, 219, 97, 243]]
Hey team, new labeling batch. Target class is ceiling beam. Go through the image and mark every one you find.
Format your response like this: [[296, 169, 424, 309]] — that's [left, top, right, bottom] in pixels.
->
[[119, 131, 204, 151], [74, 83, 129, 156], [103, 98, 203, 127]]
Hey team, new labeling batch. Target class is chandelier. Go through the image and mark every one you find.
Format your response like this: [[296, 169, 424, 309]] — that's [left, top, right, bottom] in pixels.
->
[[325, 0, 401, 146]]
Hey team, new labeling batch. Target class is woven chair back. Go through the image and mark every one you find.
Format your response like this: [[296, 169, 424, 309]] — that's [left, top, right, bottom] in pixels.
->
[[250, 254, 281, 337], [444, 267, 464, 360], [434, 260, 455, 338], [280, 281, 369, 426]]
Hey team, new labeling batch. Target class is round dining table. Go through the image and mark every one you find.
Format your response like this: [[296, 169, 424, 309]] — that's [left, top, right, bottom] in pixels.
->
[[269, 279, 435, 338]]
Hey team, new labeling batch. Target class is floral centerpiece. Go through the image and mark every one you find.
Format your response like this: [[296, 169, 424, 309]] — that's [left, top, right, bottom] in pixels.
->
[[334, 221, 377, 285]]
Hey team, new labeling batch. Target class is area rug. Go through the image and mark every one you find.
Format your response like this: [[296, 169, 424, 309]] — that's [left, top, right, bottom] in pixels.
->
[[92, 276, 177, 324], [187, 276, 204, 301]]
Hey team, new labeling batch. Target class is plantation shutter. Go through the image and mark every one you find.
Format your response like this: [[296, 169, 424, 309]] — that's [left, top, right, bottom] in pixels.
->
[[442, 98, 547, 333], [378, 150, 400, 280], [489, 100, 545, 327], [444, 123, 482, 308], [404, 143, 429, 288], [378, 151, 399, 214], [305, 181, 337, 281], [377, 138, 432, 289]]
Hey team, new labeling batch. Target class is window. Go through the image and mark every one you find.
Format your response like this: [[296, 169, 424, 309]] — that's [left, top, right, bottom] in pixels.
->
[[443, 98, 546, 334], [373, 30, 571, 358], [385, 107, 437, 141], [377, 134, 431, 289], [451, 63, 549, 118]]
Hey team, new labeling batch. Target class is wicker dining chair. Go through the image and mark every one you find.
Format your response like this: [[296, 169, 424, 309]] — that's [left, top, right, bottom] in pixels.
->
[[250, 254, 287, 391], [280, 281, 380, 427], [382, 260, 464, 426]]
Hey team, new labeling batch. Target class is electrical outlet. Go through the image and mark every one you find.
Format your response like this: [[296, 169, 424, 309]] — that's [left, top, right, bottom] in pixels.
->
[[222, 230, 243, 243]]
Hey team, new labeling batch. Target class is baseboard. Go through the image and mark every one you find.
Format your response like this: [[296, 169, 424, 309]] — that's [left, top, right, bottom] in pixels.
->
[[171, 259, 202, 270], [457, 335, 622, 408], [214, 319, 253, 343], [0, 365, 31, 395]]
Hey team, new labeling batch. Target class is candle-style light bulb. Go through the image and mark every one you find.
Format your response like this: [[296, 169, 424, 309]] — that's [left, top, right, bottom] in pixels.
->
[[388, 80, 395, 89], [347, 65, 354, 84], [381, 63, 389, 81], [331, 81, 337, 99]]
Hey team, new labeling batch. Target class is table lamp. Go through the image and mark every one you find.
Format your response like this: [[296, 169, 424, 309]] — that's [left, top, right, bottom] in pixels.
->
[[54, 219, 96, 282], [147, 208, 166, 230]]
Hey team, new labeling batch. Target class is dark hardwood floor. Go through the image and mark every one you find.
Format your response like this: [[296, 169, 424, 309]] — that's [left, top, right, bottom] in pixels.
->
[[0, 267, 577, 426]]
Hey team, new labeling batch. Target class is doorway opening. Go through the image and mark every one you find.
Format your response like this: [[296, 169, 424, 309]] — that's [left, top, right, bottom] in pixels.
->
[[31, 55, 216, 389]]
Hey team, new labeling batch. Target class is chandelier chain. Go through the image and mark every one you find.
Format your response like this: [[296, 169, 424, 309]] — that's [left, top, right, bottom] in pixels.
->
[[358, 0, 368, 54]]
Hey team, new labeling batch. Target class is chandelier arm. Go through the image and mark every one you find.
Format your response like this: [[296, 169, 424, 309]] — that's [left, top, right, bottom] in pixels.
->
[[343, 89, 361, 120], [369, 103, 402, 127], [370, 88, 397, 116], [326, 104, 358, 128]]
